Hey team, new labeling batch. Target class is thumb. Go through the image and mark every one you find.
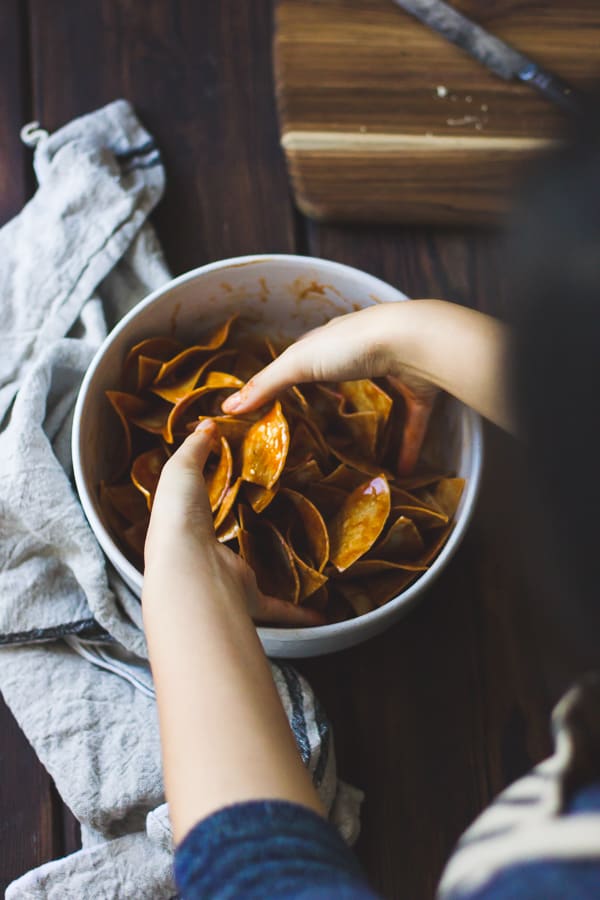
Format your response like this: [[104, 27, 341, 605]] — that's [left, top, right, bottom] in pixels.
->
[[150, 420, 217, 534], [172, 419, 218, 473]]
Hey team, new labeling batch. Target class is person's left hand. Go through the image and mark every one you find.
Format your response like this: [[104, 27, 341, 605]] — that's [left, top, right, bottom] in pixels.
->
[[144, 419, 325, 627]]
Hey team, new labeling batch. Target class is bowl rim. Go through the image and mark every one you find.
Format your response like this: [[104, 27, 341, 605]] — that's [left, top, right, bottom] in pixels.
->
[[72, 253, 483, 643]]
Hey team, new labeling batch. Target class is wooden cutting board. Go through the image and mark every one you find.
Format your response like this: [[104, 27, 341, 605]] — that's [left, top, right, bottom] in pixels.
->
[[274, 0, 600, 224]]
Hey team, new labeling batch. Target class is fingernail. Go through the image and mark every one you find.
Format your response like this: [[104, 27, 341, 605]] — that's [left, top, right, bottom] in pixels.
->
[[194, 419, 215, 434], [222, 392, 241, 412]]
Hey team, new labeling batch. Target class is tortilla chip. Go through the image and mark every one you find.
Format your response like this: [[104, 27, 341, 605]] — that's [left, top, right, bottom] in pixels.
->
[[150, 349, 238, 403], [304, 584, 329, 613], [369, 515, 424, 560], [287, 419, 327, 468], [214, 477, 242, 530], [335, 580, 374, 617], [391, 504, 448, 529], [106, 391, 148, 463], [99, 482, 148, 526], [328, 440, 393, 478], [232, 352, 264, 382], [289, 546, 328, 602], [280, 488, 330, 572], [419, 524, 454, 566], [289, 385, 310, 415], [130, 446, 168, 510], [306, 482, 347, 519], [215, 511, 240, 543], [122, 337, 183, 389], [338, 379, 393, 436], [163, 386, 224, 443], [321, 464, 365, 492], [153, 315, 237, 384], [283, 458, 324, 490], [390, 485, 449, 529], [430, 477, 465, 519], [129, 398, 172, 436], [204, 371, 245, 390], [348, 558, 428, 576], [137, 356, 163, 391], [238, 512, 300, 604], [329, 475, 391, 572], [206, 436, 233, 512], [395, 472, 446, 490], [338, 408, 379, 459], [342, 569, 418, 608], [241, 401, 290, 490], [122, 520, 148, 558], [244, 481, 279, 514], [264, 337, 278, 360], [188, 415, 253, 447]]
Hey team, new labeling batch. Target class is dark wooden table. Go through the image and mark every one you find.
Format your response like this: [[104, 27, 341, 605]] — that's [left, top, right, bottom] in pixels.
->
[[0, 2, 586, 898]]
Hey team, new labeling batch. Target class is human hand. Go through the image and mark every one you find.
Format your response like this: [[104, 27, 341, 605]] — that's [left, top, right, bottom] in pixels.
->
[[144, 420, 324, 627], [221, 303, 439, 475]]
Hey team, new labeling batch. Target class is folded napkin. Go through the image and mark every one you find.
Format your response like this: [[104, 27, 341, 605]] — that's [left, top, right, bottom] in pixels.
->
[[0, 100, 362, 899]]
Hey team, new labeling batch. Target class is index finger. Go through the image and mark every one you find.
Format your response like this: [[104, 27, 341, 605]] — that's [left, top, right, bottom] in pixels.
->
[[221, 342, 306, 414]]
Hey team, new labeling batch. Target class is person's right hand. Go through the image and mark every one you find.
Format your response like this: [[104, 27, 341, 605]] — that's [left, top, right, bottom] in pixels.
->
[[222, 303, 439, 475]]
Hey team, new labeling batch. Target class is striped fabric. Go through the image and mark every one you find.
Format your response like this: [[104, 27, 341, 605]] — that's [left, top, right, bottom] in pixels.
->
[[438, 676, 600, 898]]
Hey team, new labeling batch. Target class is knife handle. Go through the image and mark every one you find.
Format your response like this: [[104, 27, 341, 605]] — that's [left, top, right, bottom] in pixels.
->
[[519, 64, 584, 116]]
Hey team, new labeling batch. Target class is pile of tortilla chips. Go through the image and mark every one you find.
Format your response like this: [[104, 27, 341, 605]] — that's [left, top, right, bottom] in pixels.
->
[[100, 315, 465, 624]]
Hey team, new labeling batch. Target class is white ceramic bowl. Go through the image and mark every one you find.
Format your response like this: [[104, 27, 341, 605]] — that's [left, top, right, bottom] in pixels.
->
[[73, 254, 483, 657]]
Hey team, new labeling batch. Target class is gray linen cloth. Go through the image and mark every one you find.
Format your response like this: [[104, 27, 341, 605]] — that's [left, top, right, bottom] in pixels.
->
[[0, 100, 362, 899]]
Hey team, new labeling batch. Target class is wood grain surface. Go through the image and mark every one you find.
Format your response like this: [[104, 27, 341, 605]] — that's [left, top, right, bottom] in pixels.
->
[[0, 2, 589, 898], [275, 0, 600, 223]]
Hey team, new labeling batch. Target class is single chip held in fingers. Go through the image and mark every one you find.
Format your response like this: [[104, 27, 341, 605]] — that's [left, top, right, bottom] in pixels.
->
[[241, 401, 290, 489], [329, 475, 391, 572]]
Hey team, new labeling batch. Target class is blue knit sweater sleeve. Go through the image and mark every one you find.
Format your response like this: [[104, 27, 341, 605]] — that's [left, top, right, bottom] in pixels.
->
[[173, 799, 380, 899]]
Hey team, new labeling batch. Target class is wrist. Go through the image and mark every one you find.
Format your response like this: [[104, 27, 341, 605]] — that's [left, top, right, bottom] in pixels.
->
[[372, 299, 431, 380]]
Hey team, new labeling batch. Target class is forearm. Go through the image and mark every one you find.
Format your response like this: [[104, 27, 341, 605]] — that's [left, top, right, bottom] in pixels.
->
[[143, 572, 324, 844], [385, 299, 515, 435]]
